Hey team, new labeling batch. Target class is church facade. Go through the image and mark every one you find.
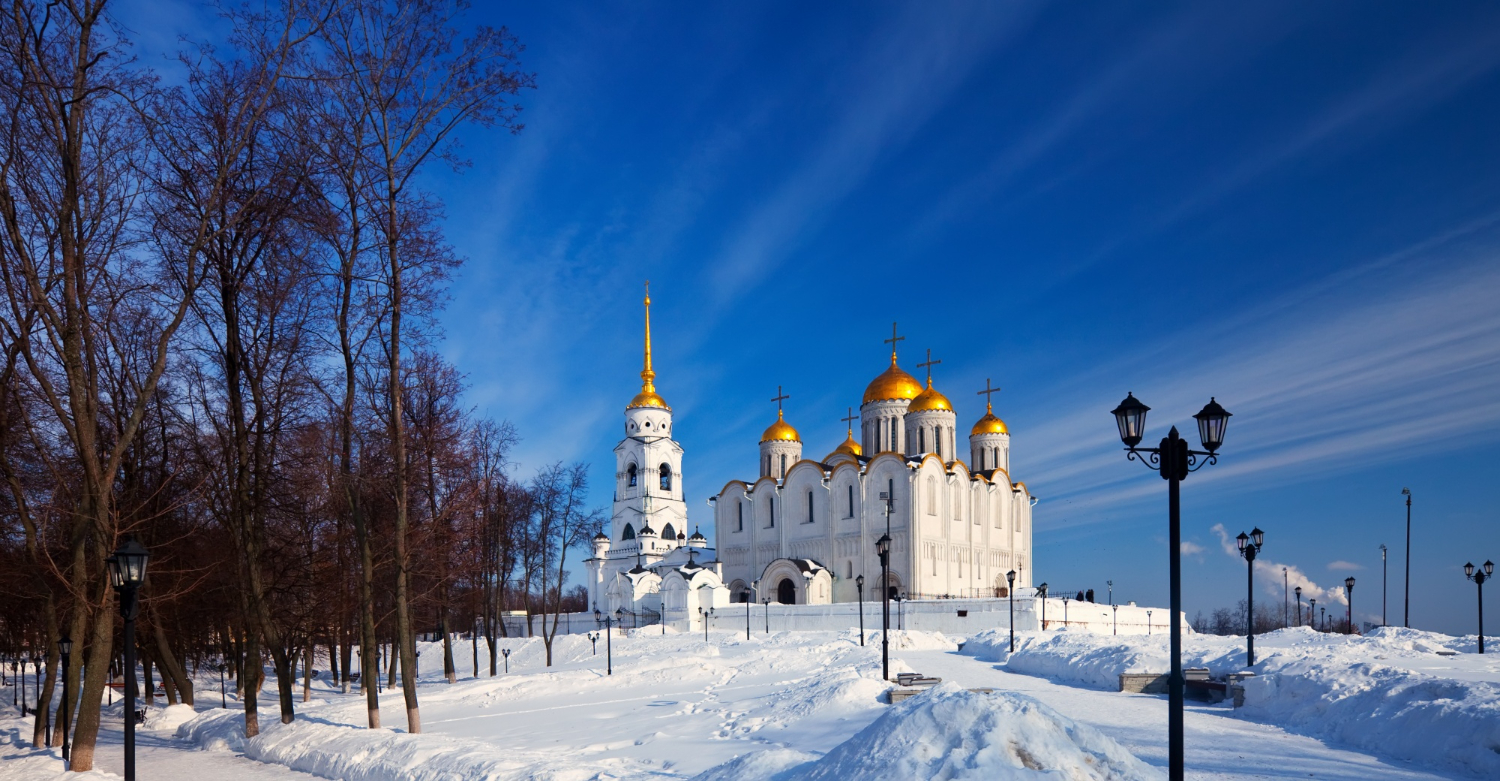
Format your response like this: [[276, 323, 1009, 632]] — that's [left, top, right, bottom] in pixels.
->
[[584, 290, 1036, 626], [712, 336, 1036, 606]]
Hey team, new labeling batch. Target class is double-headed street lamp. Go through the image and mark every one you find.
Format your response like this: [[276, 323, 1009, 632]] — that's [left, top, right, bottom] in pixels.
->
[[1237, 528, 1264, 665], [59, 635, 72, 763], [1111, 392, 1230, 781], [588, 632, 599, 655], [1037, 583, 1049, 630], [593, 609, 616, 675], [1006, 570, 1017, 652], [699, 607, 715, 642], [1344, 577, 1356, 635], [501, 648, 511, 674], [877, 534, 892, 681], [107, 537, 151, 781], [856, 575, 866, 645], [1465, 560, 1493, 653]]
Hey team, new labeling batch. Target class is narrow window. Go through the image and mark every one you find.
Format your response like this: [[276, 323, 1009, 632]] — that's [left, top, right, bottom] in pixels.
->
[[927, 477, 936, 514], [769, 498, 776, 528], [780, 454, 787, 476], [807, 491, 815, 523], [936, 429, 942, 459], [890, 418, 898, 451], [622, 523, 636, 540], [737, 501, 744, 532], [918, 428, 925, 453], [659, 463, 672, 490], [847, 485, 854, 518], [627, 464, 637, 487]]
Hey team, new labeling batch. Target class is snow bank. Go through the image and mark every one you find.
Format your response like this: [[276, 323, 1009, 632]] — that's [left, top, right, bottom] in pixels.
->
[[176, 708, 650, 781], [698, 684, 1161, 780], [961, 625, 1500, 778], [142, 703, 200, 734]]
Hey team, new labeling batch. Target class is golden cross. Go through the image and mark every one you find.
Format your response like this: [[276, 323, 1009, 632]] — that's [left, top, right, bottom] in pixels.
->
[[771, 385, 790, 413], [977, 378, 1001, 408], [883, 322, 905, 361], [916, 348, 941, 383]]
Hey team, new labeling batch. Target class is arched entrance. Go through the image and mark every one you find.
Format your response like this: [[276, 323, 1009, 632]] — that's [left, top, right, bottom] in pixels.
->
[[777, 578, 797, 605]]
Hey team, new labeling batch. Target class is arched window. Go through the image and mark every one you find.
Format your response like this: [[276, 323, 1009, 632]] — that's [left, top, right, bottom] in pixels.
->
[[846, 561, 854, 578], [847, 485, 854, 518], [661, 523, 676, 542], [627, 464, 638, 487], [659, 463, 672, 491], [768, 498, 776, 528], [918, 428, 925, 453], [927, 477, 937, 514], [935, 428, 942, 459], [806, 491, 815, 524], [737, 501, 744, 532], [780, 454, 787, 476], [778, 578, 797, 605], [622, 523, 636, 540]]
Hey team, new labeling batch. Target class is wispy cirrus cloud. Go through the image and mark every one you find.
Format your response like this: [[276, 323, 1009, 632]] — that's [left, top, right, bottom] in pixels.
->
[[1327, 561, 1364, 572], [1022, 222, 1500, 527]]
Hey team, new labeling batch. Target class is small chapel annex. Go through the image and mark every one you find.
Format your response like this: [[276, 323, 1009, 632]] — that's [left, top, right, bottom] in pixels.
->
[[712, 329, 1036, 607]]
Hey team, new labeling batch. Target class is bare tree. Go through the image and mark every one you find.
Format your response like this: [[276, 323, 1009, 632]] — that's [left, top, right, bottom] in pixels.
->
[[530, 462, 602, 667]]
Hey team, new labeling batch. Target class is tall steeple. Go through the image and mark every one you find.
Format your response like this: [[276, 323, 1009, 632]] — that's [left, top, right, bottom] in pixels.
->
[[628, 281, 670, 410]]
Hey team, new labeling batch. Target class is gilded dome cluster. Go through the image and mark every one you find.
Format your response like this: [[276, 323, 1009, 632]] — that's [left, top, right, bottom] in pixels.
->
[[862, 361, 923, 404], [906, 378, 953, 414]]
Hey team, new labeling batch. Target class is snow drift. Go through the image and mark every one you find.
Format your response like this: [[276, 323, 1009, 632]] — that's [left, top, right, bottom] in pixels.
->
[[961, 625, 1500, 778], [697, 684, 1161, 781]]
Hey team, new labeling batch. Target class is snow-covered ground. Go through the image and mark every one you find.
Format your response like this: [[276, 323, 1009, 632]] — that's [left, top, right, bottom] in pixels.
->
[[0, 625, 1493, 779]]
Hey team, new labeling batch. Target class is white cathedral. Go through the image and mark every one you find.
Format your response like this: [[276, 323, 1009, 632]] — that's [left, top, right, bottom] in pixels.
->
[[585, 290, 1035, 627]]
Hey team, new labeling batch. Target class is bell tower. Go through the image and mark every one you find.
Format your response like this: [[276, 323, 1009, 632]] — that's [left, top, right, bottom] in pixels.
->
[[613, 283, 686, 561]]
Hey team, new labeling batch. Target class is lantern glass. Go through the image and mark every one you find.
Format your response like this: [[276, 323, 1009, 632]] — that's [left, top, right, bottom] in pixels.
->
[[1236, 532, 1249, 551], [58, 636, 72, 657], [105, 556, 124, 589], [1110, 393, 1150, 447], [111, 537, 151, 588], [1467, 562, 1477, 578], [1486, 560, 1496, 576], [1038, 582, 1048, 597], [1295, 586, 1301, 596], [1251, 527, 1264, 547], [856, 574, 864, 587], [1006, 569, 1016, 585], [1193, 397, 1231, 453], [876, 534, 891, 556], [1345, 576, 1355, 591]]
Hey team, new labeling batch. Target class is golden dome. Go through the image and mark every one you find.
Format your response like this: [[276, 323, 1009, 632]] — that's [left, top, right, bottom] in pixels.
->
[[833, 431, 862, 457], [863, 361, 923, 404], [628, 390, 670, 410], [971, 409, 1009, 435], [761, 410, 801, 443], [907, 378, 954, 414]]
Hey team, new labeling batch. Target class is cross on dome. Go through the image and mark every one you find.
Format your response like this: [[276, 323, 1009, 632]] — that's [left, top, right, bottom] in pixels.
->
[[977, 378, 1001, 412], [883, 322, 905, 363], [916, 348, 941, 385]]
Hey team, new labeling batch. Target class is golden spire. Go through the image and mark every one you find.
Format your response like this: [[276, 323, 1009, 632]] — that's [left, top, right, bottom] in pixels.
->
[[641, 281, 655, 392], [627, 281, 670, 410]]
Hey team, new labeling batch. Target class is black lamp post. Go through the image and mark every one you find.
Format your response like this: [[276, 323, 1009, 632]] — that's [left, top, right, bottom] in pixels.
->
[[107, 536, 151, 781], [856, 575, 865, 646], [20, 653, 28, 716], [743, 591, 752, 640], [1147, 609, 1153, 635], [1402, 488, 1411, 628], [1037, 583, 1048, 630], [594, 609, 614, 675], [1062, 597, 1070, 628], [699, 607, 714, 642], [877, 533, 892, 681], [588, 632, 599, 655], [1320, 605, 1327, 631], [1464, 560, 1493, 653], [1006, 569, 1017, 652], [1107, 580, 1114, 606], [1111, 392, 1230, 781], [501, 648, 510, 674], [32, 654, 42, 729], [1344, 577, 1356, 635], [1295, 586, 1302, 628], [1113, 604, 1119, 636], [1237, 527, 1264, 665], [1380, 544, 1388, 627], [1309, 598, 1317, 631], [219, 662, 227, 708], [59, 635, 72, 763]]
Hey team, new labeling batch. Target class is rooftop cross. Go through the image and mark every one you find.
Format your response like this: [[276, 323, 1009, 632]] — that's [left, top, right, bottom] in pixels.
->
[[977, 378, 1001, 411], [916, 348, 941, 384], [883, 322, 905, 363], [771, 385, 790, 415], [841, 406, 858, 432]]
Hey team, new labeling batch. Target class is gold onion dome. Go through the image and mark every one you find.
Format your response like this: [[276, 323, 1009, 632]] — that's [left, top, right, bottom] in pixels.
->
[[971, 404, 1009, 436], [833, 431, 862, 457], [862, 361, 923, 404], [627, 284, 671, 410], [907, 378, 954, 413], [761, 410, 801, 443]]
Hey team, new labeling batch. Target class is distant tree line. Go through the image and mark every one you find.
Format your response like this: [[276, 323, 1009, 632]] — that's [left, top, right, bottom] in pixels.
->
[[1191, 599, 1354, 636], [0, 0, 604, 771]]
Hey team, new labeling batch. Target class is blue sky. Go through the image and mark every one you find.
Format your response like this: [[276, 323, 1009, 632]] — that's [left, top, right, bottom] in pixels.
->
[[128, 1, 1500, 634]]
